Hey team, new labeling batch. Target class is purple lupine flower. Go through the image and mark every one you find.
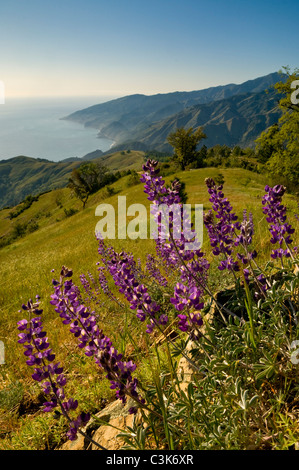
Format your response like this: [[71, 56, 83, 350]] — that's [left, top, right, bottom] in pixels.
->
[[97, 240, 165, 332], [170, 283, 204, 335], [17, 296, 90, 441], [235, 209, 254, 249], [177, 314, 189, 332], [140, 160, 189, 268], [140, 159, 180, 206], [262, 185, 296, 259], [66, 412, 90, 441], [204, 178, 241, 272], [50, 266, 145, 409], [96, 263, 124, 308], [145, 254, 168, 287], [170, 283, 203, 312], [79, 272, 101, 306], [203, 179, 271, 295]]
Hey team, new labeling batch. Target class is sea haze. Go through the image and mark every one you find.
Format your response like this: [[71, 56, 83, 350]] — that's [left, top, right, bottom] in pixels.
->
[[0, 96, 118, 162]]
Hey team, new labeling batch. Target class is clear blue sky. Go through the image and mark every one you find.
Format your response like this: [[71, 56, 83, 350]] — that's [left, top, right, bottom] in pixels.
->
[[1, 0, 298, 98]]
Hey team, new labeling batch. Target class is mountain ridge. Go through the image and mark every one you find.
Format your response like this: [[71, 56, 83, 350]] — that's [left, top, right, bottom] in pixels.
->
[[131, 88, 282, 151], [62, 71, 284, 150]]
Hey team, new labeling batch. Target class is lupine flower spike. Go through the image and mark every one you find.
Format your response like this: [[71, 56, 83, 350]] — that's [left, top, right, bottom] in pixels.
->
[[140, 160, 210, 338], [262, 185, 296, 261], [50, 266, 145, 410], [17, 296, 92, 442]]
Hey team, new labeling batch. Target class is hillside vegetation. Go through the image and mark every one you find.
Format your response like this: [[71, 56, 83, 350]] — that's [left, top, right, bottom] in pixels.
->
[[0, 150, 146, 209]]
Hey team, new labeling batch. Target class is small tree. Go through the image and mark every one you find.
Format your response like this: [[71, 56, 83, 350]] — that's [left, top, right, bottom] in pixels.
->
[[170, 177, 188, 203], [127, 170, 141, 187], [167, 127, 206, 170], [68, 162, 110, 208]]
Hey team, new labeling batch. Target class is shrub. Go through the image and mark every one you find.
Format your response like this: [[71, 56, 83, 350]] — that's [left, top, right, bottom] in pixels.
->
[[126, 170, 141, 187], [26, 220, 39, 233], [9, 194, 39, 219], [103, 185, 116, 197], [64, 207, 78, 218], [12, 222, 27, 238], [214, 172, 225, 186]]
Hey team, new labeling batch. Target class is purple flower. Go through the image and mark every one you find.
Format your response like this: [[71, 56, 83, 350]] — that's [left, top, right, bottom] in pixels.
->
[[177, 314, 189, 332], [203, 178, 263, 292], [50, 267, 145, 408], [140, 160, 209, 337], [262, 185, 295, 260], [204, 178, 241, 271], [66, 412, 91, 441], [170, 283, 204, 333], [17, 296, 90, 441], [145, 254, 168, 287], [97, 240, 164, 332]]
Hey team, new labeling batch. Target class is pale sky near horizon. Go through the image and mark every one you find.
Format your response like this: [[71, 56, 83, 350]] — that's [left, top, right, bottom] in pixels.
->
[[1, 0, 298, 99]]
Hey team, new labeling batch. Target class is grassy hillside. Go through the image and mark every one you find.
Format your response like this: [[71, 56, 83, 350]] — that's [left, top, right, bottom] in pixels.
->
[[0, 150, 147, 209], [0, 166, 298, 449]]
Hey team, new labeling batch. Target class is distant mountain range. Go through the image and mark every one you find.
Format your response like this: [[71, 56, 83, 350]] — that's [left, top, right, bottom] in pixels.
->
[[0, 72, 286, 209], [63, 72, 285, 151]]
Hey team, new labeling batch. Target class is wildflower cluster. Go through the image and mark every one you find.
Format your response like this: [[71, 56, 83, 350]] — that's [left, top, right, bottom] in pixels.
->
[[17, 296, 90, 441], [204, 177, 241, 272], [140, 160, 209, 337], [140, 159, 184, 269], [50, 266, 144, 408], [16, 159, 298, 448], [262, 184, 296, 260], [96, 263, 123, 306], [145, 254, 168, 287], [79, 271, 101, 306], [97, 240, 164, 333]]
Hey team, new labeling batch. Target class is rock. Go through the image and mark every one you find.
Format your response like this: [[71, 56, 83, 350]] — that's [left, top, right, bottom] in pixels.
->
[[59, 434, 85, 451], [58, 398, 137, 451], [90, 398, 137, 450], [177, 340, 198, 393]]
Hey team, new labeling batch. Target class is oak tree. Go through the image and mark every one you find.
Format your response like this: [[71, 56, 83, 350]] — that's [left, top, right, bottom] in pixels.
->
[[167, 127, 206, 170]]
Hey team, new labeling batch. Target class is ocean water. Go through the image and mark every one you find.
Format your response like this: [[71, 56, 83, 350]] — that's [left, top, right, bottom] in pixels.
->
[[0, 96, 118, 162]]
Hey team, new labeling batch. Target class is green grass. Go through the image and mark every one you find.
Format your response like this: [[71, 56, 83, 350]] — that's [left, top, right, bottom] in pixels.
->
[[0, 165, 298, 449]]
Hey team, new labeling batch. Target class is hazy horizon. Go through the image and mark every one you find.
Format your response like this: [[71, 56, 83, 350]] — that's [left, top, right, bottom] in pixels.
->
[[2, 69, 281, 101], [0, 96, 116, 162]]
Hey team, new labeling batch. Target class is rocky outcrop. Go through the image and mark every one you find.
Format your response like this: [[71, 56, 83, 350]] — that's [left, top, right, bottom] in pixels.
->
[[59, 398, 138, 450]]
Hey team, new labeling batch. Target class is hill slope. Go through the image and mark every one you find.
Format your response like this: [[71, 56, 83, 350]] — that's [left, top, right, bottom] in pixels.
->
[[0, 151, 146, 209], [0, 156, 83, 209], [0, 165, 298, 449], [132, 88, 282, 151]]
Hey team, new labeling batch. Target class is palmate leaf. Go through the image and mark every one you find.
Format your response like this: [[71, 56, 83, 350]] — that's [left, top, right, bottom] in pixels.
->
[[253, 359, 276, 380]]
